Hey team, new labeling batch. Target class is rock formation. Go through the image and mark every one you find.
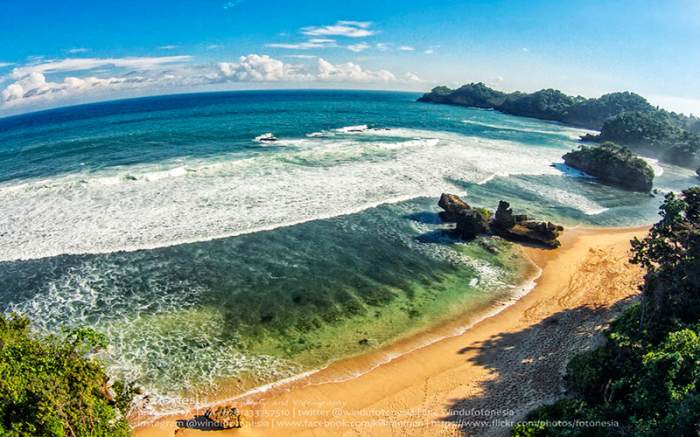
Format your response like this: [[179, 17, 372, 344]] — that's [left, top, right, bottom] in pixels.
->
[[438, 193, 471, 222], [437, 194, 563, 248], [204, 405, 243, 429]]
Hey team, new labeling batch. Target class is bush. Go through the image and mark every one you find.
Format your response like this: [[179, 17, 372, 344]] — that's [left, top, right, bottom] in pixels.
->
[[0, 313, 132, 436]]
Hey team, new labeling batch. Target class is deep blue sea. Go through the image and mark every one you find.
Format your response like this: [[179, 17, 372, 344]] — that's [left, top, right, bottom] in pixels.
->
[[0, 90, 696, 413]]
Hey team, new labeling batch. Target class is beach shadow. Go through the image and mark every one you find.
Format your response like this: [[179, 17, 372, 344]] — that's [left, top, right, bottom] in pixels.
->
[[415, 229, 460, 244], [405, 211, 444, 225], [441, 298, 634, 436]]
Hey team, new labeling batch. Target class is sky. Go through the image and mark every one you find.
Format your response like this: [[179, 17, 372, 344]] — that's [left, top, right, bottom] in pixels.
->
[[1, 0, 699, 116]]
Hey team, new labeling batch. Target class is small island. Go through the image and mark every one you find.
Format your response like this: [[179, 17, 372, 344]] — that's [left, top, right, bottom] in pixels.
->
[[562, 142, 655, 192]]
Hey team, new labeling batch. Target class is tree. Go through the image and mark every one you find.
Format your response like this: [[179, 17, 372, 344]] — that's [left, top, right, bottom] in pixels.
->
[[0, 313, 132, 436]]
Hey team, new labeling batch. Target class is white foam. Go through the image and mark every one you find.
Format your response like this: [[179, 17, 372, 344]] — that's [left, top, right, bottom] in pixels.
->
[[335, 124, 368, 133], [254, 132, 279, 143], [0, 127, 593, 261], [462, 119, 596, 140], [641, 157, 664, 177]]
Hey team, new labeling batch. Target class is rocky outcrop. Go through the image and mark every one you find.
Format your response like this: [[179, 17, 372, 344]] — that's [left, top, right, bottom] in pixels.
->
[[438, 193, 471, 221], [437, 195, 563, 248], [491, 201, 563, 248], [455, 209, 490, 239], [563, 142, 654, 192], [204, 405, 243, 429]]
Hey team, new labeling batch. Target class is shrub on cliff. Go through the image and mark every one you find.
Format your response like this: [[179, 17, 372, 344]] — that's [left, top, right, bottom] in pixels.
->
[[512, 187, 700, 436], [0, 314, 132, 436]]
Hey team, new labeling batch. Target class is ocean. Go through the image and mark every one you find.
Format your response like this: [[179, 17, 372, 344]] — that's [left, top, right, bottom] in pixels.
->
[[0, 90, 696, 414]]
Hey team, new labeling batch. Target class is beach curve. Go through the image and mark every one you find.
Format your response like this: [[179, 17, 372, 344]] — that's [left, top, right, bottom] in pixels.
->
[[134, 225, 647, 436]]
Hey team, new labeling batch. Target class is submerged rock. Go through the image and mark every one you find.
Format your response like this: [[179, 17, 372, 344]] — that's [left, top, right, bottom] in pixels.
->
[[562, 142, 654, 192], [438, 193, 471, 221]]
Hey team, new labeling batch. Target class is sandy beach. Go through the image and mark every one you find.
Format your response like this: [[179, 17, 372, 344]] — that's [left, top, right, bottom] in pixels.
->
[[136, 226, 647, 437]]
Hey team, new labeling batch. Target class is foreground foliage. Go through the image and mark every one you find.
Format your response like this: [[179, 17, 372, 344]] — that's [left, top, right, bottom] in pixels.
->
[[512, 187, 700, 436], [0, 314, 132, 436]]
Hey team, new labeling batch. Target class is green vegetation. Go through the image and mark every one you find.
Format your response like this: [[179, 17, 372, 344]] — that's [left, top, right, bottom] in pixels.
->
[[562, 142, 654, 192], [511, 187, 700, 436], [0, 314, 132, 436], [584, 111, 700, 166], [418, 83, 653, 130], [418, 83, 699, 168]]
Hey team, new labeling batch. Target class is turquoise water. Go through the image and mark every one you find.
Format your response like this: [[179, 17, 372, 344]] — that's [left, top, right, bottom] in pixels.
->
[[0, 90, 696, 411]]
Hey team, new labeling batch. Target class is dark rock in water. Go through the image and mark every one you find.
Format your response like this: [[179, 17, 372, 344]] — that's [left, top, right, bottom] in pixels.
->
[[204, 405, 243, 429], [358, 338, 369, 346], [438, 193, 471, 222], [496, 220, 564, 248], [493, 200, 515, 229], [435, 195, 563, 248], [455, 209, 490, 240], [696, 168, 700, 178], [562, 142, 654, 192], [493, 201, 530, 230]]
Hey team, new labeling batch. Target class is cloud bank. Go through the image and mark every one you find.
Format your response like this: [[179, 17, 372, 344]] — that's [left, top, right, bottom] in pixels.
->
[[0, 54, 421, 113]]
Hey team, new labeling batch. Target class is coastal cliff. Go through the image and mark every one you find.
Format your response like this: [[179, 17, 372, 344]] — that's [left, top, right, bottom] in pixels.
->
[[563, 142, 654, 192]]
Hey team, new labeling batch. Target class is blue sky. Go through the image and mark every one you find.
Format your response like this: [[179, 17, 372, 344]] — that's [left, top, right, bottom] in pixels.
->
[[1, 0, 699, 116]]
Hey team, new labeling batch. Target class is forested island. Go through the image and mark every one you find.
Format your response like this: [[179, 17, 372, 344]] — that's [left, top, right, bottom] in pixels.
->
[[562, 142, 655, 192], [418, 83, 700, 169]]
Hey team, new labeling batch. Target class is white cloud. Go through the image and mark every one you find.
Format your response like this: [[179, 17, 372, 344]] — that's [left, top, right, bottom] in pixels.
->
[[399, 46, 415, 52], [302, 21, 376, 38], [206, 44, 223, 50], [375, 43, 391, 51], [67, 48, 89, 54], [1, 54, 418, 112], [316, 58, 395, 82], [158, 45, 178, 50], [424, 49, 434, 54], [284, 54, 317, 59], [265, 38, 336, 50], [402, 72, 422, 82], [216, 54, 398, 83], [0, 62, 14, 68], [347, 42, 369, 53], [217, 54, 311, 81], [10, 56, 191, 78], [1, 56, 193, 108]]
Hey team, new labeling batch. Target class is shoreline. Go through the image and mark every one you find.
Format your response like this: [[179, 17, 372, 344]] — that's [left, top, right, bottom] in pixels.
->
[[135, 226, 647, 436]]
